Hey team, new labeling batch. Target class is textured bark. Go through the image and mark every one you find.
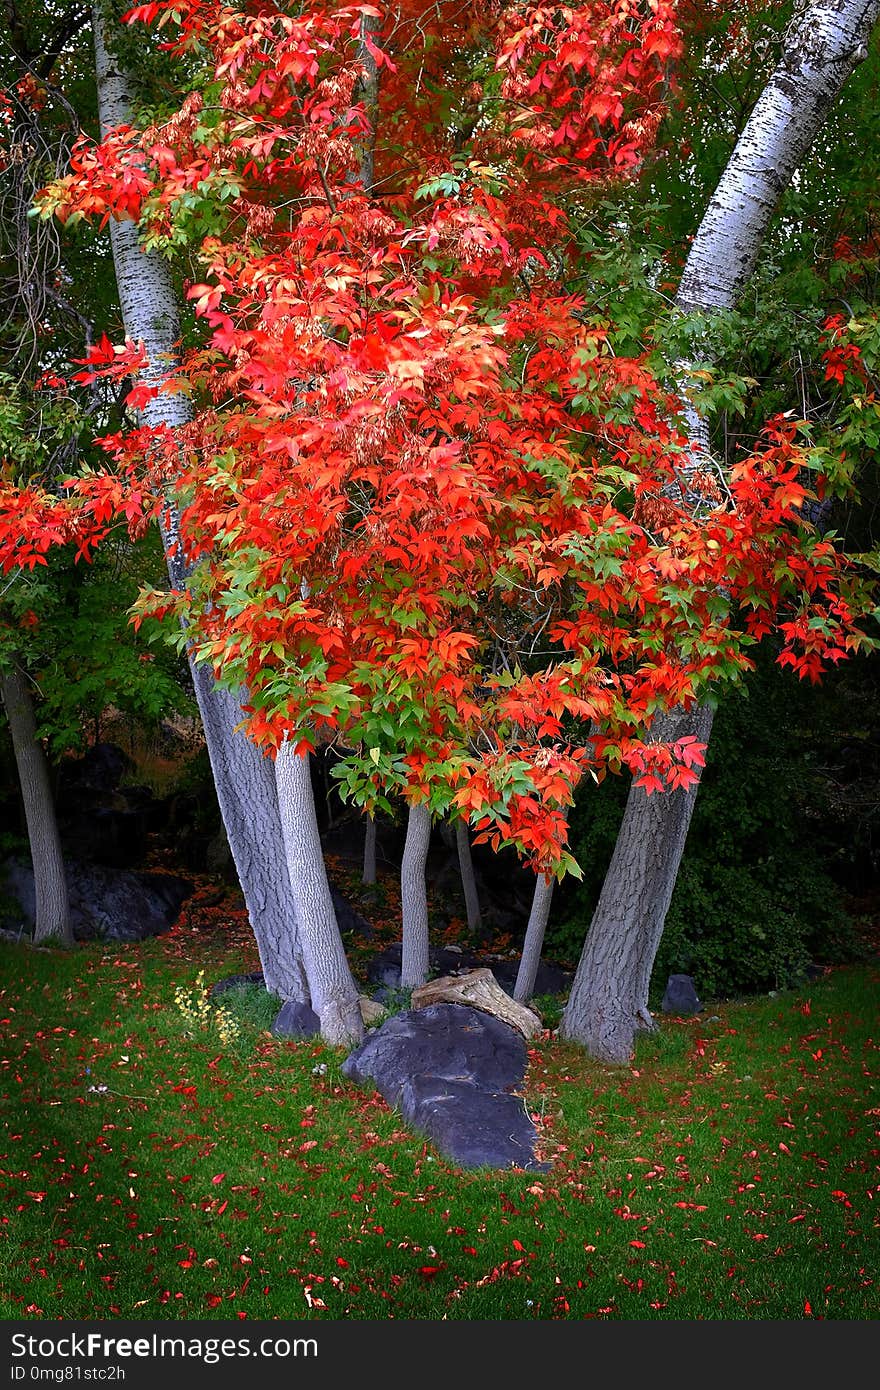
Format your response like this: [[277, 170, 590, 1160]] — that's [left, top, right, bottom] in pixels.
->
[[513, 874, 555, 1003], [1, 666, 72, 945], [355, 13, 380, 193], [362, 814, 377, 885], [560, 705, 715, 1062], [676, 0, 880, 315], [93, 4, 308, 1001], [562, 0, 879, 1060], [454, 819, 482, 935], [400, 803, 431, 988], [274, 744, 364, 1046]]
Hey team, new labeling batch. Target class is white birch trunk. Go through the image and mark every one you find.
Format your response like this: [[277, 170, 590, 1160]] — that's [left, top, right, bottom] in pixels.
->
[[562, 0, 880, 1060], [513, 873, 555, 1003], [274, 743, 364, 1046], [454, 818, 482, 935], [1, 665, 72, 945], [400, 803, 431, 988], [93, 5, 308, 1001]]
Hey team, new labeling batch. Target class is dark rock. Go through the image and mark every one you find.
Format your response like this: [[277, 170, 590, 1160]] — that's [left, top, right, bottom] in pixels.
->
[[488, 958, 572, 997], [210, 971, 266, 999], [400, 1076, 545, 1171], [365, 943, 570, 999], [1, 857, 191, 942], [63, 804, 149, 868], [272, 1000, 321, 1038], [63, 741, 134, 791], [661, 973, 702, 1015], [341, 1002, 547, 1171], [205, 828, 234, 876], [330, 885, 375, 941], [366, 942, 483, 988]]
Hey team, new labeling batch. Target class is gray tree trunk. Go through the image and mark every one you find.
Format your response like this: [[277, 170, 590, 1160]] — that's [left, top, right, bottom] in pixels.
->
[[513, 874, 555, 1003], [560, 706, 714, 1062], [274, 744, 364, 1046], [362, 814, 377, 885], [454, 819, 482, 935], [93, 4, 308, 1002], [1, 665, 72, 945], [400, 803, 431, 988], [562, 0, 880, 1060]]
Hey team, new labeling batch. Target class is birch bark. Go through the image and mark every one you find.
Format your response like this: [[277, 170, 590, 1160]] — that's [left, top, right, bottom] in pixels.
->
[[400, 803, 431, 988], [1, 665, 72, 945], [93, 4, 308, 1001], [454, 819, 482, 936], [274, 744, 363, 1045], [561, 0, 880, 1062], [513, 874, 554, 1003]]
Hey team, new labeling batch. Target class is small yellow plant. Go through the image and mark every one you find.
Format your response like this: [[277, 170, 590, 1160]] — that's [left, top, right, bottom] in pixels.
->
[[174, 971, 241, 1048]]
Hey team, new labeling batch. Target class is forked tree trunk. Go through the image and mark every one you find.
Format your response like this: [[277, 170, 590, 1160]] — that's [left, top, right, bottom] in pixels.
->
[[400, 803, 431, 988], [93, 5, 308, 1001], [513, 873, 555, 1003], [274, 743, 364, 1046], [454, 819, 482, 935], [362, 814, 377, 885], [1, 665, 72, 945], [560, 0, 880, 1062]]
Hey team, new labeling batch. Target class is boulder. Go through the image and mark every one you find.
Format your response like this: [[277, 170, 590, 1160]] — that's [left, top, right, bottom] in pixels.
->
[[341, 1002, 547, 1170], [1, 857, 191, 942], [272, 1000, 321, 1038], [487, 957, 572, 998], [209, 971, 266, 999], [661, 973, 702, 1015], [59, 741, 133, 792], [330, 885, 375, 941], [366, 942, 481, 988], [366, 946, 570, 1002], [411, 968, 543, 1039]]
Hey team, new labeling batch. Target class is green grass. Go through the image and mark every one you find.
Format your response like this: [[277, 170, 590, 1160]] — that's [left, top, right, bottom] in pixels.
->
[[1, 902, 878, 1321]]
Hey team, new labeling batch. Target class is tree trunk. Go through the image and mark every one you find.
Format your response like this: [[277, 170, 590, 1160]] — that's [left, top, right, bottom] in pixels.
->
[[676, 0, 880, 317], [1, 665, 72, 945], [454, 818, 482, 935], [191, 669, 308, 1001], [93, 4, 308, 1001], [400, 803, 431, 988], [362, 814, 377, 885], [560, 706, 714, 1062], [562, 0, 880, 1060], [513, 873, 555, 1003], [274, 743, 364, 1046]]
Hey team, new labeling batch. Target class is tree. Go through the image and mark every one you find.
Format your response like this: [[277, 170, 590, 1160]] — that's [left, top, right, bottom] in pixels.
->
[[560, 0, 880, 1062], [1, 662, 72, 944], [3, 0, 875, 1048], [89, 0, 311, 1006]]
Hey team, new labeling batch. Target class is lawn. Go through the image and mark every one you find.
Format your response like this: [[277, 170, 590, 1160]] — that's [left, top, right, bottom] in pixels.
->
[[1, 878, 878, 1321]]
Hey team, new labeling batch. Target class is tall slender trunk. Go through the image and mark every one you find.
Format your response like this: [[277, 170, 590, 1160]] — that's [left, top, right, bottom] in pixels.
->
[[513, 873, 555, 1003], [562, 0, 880, 1061], [93, 4, 308, 1001], [1, 665, 72, 945], [274, 744, 363, 1046], [454, 819, 482, 935], [560, 706, 714, 1061], [362, 814, 377, 885], [400, 803, 431, 988]]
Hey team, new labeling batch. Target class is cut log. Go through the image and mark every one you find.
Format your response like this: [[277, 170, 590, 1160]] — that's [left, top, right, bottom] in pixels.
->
[[411, 968, 542, 1040]]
